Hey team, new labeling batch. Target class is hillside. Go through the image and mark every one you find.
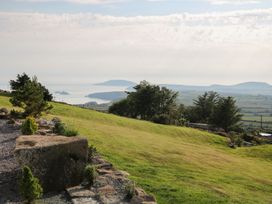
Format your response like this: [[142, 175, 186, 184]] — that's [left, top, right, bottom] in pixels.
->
[[94, 80, 137, 87], [162, 82, 272, 95], [1, 95, 272, 204], [86, 91, 127, 101]]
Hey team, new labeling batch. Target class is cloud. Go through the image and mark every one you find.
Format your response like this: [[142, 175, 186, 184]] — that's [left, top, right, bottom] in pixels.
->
[[15, 0, 264, 4], [0, 9, 272, 84], [15, 0, 127, 4], [207, 0, 261, 5]]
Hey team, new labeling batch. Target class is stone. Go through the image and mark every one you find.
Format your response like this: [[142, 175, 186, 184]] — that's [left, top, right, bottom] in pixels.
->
[[66, 154, 157, 204], [72, 197, 99, 204], [38, 119, 52, 129], [0, 107, 8, 114], [115, 170, 130, 177], [97, 185, 116, 195], [130, 188, 157, 204], [0, 108, 9, 119], [67, 186, 96, 198], [15, 135, 88, 192], [96, 169, 113, 175], [97, 162, 113, 170]]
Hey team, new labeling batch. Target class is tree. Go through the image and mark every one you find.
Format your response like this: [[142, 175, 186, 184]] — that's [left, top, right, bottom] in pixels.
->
[[210, 96, 242, 132], [108, 99, 135, 117], [109, 81, 180, 124], [183, 106, 199, 123], [193, 92, 219, 123], [10, 74, 52, 117], [19, 166, 43, 204], [10, 73, 53, 102]]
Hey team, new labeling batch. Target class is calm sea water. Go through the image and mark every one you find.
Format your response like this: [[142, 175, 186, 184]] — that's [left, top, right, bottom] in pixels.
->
[[0, 83, 128, 105]]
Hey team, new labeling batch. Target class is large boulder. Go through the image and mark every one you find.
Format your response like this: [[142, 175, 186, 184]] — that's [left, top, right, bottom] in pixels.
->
[[15, 135, 88, 192]]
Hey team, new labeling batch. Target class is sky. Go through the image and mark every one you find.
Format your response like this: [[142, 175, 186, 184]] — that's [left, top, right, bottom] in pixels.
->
[[0, 0, 272, 85]]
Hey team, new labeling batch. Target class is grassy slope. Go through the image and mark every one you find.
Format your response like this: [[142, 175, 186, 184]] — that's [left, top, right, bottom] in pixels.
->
[[1, 96, 272, 204]]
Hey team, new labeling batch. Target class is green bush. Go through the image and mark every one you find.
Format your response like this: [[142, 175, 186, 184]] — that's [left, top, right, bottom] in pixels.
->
[[53, 120, 78, 137], [152, 114, 171, 125], [19, 166, 43, 204], [84, 165, 97, 186], [64, 128, 78, 137], [21, 117, 38, 135], [53, 121, 66, 135], [125, 181, 135, 200], [88, 145, 97, 160], [10, 109, 24, 119]]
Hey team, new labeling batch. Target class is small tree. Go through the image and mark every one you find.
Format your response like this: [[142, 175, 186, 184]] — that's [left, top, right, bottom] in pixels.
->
[[210, 96, 242, 132], [10, 73, 53, 102], [19, 166, 43, 204], [10, 74, 52, 117], [21, 117, 38, 135]]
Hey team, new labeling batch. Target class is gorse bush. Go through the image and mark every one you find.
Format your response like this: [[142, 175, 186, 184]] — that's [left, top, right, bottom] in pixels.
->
[[19, 166, 43, 204], [84, 165, 97, 186], [21, 117, 38, 135]]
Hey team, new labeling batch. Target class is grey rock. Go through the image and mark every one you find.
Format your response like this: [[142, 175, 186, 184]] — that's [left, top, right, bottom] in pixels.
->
[[15, 135, 88, 192]]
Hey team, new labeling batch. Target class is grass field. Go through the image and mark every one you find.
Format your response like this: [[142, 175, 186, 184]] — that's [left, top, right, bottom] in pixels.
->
[[1, 95, 272, 204]]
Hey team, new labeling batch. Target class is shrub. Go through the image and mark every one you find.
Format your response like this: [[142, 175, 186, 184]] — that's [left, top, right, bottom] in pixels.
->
[[53, 121, 66, 135], [88, 145, 97, 160], [10, 109, 24, 119], [21, 117, 38, 135], [19, 166, 43, 204], [84, 165, 97, 186], [125, 181, 135, 200], [64, 128, 78, 137], [152, 114, 171, 125], [228, 133, 244, 148], [53, 120, 78, 137]]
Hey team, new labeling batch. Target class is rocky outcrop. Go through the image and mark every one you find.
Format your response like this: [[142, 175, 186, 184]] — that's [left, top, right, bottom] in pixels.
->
[[66, 155, 157, 204], [15, 135, 88, 192]]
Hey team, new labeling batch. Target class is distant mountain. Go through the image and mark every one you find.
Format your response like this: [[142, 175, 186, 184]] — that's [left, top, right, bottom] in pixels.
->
[[55, 91, 70, 95], [162, 82, 272, 95], [86, 91, 127, 101], [94, 80, 136, 87]]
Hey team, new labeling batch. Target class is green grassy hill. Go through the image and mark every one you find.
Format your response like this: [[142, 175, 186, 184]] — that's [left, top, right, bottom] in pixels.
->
[[1, 95, 272, 204]]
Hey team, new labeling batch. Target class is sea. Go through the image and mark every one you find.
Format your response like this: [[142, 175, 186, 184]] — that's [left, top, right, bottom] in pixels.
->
[[0, 83, 128, 105]]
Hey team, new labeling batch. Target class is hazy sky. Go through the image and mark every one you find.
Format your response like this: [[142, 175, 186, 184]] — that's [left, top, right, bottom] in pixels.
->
[[0, 0, 272, 85]]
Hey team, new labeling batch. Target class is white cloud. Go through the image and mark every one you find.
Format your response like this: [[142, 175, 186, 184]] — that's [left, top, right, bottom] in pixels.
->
[[15, 0, 264, 4], [15, 0, 127, 4], [0, 9, 272, 84], [208, 0, 261, 5]]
